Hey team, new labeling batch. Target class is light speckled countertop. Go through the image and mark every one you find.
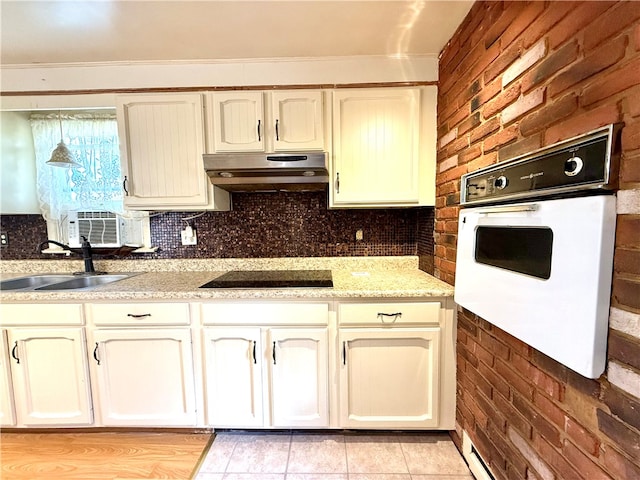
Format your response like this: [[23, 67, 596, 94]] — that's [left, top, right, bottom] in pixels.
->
[[0, 256, 454, 301]]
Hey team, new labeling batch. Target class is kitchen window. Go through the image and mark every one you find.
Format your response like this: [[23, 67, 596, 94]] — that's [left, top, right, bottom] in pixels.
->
[[30, 111, 150, 248]]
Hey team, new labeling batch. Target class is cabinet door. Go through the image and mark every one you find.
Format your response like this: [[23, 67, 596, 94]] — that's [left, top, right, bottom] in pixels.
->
[[117, 93, 209, 208], [332, 88, 420, 205], [203, 327, 263, 427], [271, 91, 325, 151], [0, 330, 16, 426], [269, 328, 329, 427], [339, 328, 440, 429], [211, 92, 265, 152], [91, 328, 196, 426], [8, 328, 92, 426]]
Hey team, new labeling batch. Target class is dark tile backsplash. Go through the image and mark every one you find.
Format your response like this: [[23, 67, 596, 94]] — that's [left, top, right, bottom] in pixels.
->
[[417, 205, 435, 275], [1, 192, 435, 271], [0, 214, 49, 260]]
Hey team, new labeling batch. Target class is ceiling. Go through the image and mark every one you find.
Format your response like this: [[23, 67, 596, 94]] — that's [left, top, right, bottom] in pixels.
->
[[1, 1, 474, 66]]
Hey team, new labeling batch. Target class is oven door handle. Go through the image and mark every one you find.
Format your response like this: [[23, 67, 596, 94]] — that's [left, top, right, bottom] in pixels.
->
[[475, 203, 539, 214]]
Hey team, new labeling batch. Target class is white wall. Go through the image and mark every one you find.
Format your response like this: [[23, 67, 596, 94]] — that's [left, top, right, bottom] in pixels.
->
[[0, 111, 39, 214]]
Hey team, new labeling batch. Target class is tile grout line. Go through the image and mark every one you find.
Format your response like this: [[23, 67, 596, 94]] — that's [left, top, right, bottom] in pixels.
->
[[285, 431, 293, 477], [223, 434, 239, 475], [399, 436, 412, 476], [344, 433, 350, 476]]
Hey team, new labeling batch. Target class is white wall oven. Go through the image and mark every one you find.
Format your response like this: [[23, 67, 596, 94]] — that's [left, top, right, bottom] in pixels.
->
[[455, 124, 621, 378]]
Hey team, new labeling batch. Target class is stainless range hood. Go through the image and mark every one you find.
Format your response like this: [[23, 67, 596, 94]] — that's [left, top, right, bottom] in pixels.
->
[[203, 152, 328, 192]]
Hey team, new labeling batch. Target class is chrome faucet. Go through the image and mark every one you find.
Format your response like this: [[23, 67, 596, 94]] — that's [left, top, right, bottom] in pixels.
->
[[38, 236, 99, 274]]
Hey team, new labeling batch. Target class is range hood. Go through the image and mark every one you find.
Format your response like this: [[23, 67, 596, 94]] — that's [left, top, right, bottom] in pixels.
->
[[204, 152, 328, 192]]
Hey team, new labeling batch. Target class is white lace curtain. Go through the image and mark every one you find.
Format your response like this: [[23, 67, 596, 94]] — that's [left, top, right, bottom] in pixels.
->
[[30, 112, 123, 222]]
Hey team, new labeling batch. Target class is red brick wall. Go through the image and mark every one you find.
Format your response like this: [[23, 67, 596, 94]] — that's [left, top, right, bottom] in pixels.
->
[[436, 2, 640, 479]]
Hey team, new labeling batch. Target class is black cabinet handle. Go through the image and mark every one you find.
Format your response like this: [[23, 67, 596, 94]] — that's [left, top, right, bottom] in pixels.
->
[[275, 119, 279, 141], [93, 342, 101, 365], [377, 312, 402, 323], [123, 176, 129, 196], [11, 341, 19, 364], [253, 341, 257, 364], [127, 313, 152, 318], [336, 172, 340, 194], [342, 341, 346, 365], [257, 120, 261, 141], [272, 341, 276, 365]]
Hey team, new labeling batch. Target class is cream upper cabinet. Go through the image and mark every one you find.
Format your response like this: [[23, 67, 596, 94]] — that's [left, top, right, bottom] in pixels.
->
[[209, 91, 265, 152], [116, 93, 230, 210], [8, 327, 93, 426], [207, 90, 327, 153], [331, 87, 436, 207], [271, 91, 325, 151]]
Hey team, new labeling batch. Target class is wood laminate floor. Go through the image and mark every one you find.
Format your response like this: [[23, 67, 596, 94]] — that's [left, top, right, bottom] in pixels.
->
[[0, 432, 212, 480]]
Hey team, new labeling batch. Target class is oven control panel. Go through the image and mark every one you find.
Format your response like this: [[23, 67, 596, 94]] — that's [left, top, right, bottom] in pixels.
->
[[461, 124, 620, 205]]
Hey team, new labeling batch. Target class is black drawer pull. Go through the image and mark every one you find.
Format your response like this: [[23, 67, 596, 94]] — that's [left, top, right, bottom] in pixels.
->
[[272, 341, 276, 365], [127, 313, 152, 318], [377, 312, 402, 323], [253, 341, 257, 364]]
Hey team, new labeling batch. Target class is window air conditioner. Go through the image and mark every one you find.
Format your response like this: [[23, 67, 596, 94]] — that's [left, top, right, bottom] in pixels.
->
[[67, 211, 144, 248]]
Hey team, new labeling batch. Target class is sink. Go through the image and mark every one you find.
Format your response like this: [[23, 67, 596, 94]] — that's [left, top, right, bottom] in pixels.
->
[[35, 274, 132, 290], [0, 275, 76, 291], [0, 273, 138, 291]]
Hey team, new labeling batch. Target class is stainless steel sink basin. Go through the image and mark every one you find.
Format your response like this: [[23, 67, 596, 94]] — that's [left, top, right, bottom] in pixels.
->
[[0, 275, 76, 290], [35, 274, 132, 290], [0, 273, 138, 291]]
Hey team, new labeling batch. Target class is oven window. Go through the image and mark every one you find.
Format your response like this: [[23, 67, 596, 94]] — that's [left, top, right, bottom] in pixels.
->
[[475, 227, 553, 279]]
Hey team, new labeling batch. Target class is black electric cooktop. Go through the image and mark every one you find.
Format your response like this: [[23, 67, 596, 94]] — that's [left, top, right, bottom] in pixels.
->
[[200, 270, 333, 289]]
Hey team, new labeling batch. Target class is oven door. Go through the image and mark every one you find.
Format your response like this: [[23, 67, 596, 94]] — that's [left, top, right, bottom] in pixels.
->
[[454, 195, 616, 378]]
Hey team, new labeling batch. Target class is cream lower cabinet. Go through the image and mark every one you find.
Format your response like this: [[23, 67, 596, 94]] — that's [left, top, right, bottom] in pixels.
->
[[0, 303, 93, 428], [270, 328, 329, 427], [86, 302, 197, 427], [90, 328, 197, 426], [339, 328, 440, 429], [0, 330, 16, 426], [203, 327, 264, 427], [201, 302, 329, 428], [337, 301, 447, 429], [8, 327, 93, 426]]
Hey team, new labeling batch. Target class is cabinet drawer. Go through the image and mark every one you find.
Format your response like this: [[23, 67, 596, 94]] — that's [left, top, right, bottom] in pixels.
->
[[201, 302, 329, 326], [0, 303, 84, 326], [87, 303, 190, 326], [339, 302, 440, 326]]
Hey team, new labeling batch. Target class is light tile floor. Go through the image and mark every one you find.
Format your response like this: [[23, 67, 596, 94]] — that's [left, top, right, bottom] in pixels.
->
[[195, 432, 473, 480]]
